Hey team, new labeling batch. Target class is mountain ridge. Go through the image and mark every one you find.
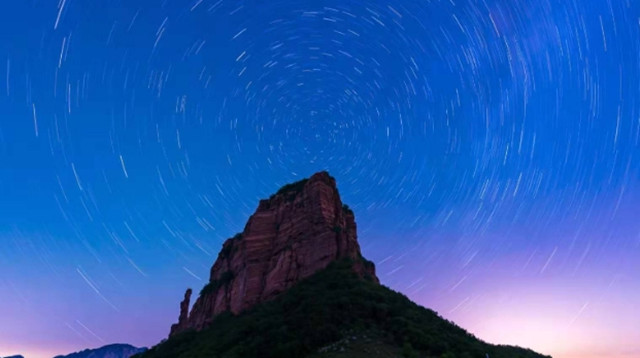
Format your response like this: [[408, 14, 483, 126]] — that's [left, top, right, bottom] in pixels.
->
[[138, 171, 550, 358], [137, 258, 549, 358], [53, 344, 146, 358], [2, 344, 146, 358]]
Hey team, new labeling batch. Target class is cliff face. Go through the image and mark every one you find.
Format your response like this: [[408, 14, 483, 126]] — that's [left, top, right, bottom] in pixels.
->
[[170, 171, 378, 337]]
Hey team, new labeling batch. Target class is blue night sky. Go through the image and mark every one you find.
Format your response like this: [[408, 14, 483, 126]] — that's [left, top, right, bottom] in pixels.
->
[[0, 0, 639, 357]]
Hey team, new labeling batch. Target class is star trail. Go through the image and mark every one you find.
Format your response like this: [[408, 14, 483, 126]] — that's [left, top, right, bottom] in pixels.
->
[[0, 0, 638, 357]]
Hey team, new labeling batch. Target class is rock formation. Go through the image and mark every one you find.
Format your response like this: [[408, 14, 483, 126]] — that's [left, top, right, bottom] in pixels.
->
[[169, 288, 192, 336], [169, 171, 378, 337]]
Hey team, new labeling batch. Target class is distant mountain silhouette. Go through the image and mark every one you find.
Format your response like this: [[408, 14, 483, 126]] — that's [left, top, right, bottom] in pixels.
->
[[3, 355, 25, 358], [135, 172, 550, 358], [53, 344, 146, 358]]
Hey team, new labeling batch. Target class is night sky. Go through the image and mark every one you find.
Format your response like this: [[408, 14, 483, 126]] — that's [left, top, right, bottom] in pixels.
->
[[1, 0, 639, 357]]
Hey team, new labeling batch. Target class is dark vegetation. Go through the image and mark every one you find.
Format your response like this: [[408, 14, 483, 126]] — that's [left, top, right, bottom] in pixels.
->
[[218, 233, 242, 259], [276, 178, 309, 195], [136, 259, 549, 358], [200, 271, 235, 296], [231, 233, 243, 241], [270, 178, 309, 202], [358, 253, 376, 273]]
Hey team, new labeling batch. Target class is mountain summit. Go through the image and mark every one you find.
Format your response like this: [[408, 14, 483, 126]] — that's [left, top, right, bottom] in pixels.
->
[[170, 171, 377, 337], [139, 172, 549, 358]]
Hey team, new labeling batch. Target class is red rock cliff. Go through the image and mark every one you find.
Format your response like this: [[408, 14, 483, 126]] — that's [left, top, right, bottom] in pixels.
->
[[169, 171, 378, 337]]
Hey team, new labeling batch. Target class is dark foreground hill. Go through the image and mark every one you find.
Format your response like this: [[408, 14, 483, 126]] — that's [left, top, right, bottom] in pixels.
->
[[135, 258, 549, 358]]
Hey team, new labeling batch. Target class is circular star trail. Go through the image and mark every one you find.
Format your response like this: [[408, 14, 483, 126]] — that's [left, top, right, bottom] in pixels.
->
[[0, 1, 638, 357]]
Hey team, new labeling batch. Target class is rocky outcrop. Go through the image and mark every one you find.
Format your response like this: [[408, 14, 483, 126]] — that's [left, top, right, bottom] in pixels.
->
[[169, 289, 192, 336], [170, 171, 378, 337]]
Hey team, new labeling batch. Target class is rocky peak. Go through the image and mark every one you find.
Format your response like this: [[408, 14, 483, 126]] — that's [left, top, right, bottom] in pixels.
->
[[169, 171, 378, 337], [169, 288, 192, 336]]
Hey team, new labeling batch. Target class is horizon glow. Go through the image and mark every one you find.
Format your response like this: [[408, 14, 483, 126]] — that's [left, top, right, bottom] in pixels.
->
[[1, 1, 639, 358]]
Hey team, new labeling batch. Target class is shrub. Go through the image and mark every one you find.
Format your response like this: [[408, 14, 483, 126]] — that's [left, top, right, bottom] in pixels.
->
[[200, 270, 235, 296]]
